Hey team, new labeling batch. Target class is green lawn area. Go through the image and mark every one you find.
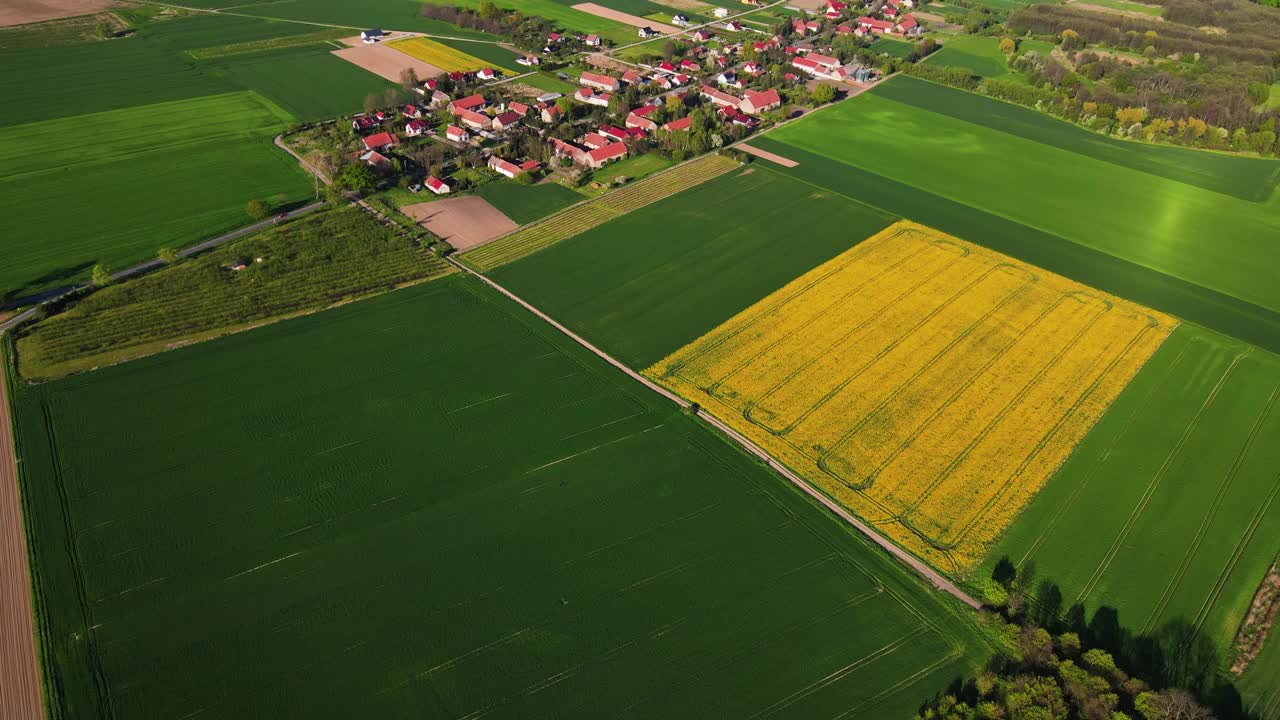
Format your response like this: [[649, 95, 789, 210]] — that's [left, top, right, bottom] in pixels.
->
[[1071, 0, 1163, 16], [474, 180, 584, 224], [11, 274, 991, 718], [929, 35, 1015, 78], [1264, 81, 1280, 110], [514, 70, 579, 95], [870, 37, 916, 59], [585, 153, 674, 191], [981, 323, 1280, 712], [758, 76, 1280, 332], [0, 91, 312, 298], [492, 165, 896, 368]]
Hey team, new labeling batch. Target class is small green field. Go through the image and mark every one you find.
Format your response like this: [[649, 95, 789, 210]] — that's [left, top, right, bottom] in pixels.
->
[[585, 153, 674, 191], [0, 91, 312, 298], [753, 76, 1280, 350], [473, 180, 584, 224], [11, 275, 990, 718], [1070, 0, 1163, 16], [492, 165, 896, 368], [982, 323, 1280, 713], [929, 35, 1015, 78], [870, 37, 916, 59], [15, 206, 449, 380], [1264, 81, 1280, 110], [515, 71, 579, 95]]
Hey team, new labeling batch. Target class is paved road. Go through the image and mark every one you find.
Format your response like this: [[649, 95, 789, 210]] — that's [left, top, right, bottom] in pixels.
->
[[446, 256, 982, 610], [0, 202, 326, 335], [0, 363, 43, 720]]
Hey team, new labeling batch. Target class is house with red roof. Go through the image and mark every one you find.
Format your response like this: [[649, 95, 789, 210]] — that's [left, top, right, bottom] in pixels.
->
[[575, 87, 611, 107], [455, 108, 491, 130], [723, 20, 743, 31], [672, 73, 690, 86], [404, 119, 431, 137], [679, 58, 700, 71], [426, 176, 450, 195], [692, 29, 713, 42], [624, 111, 657, 131], [894, 15, 921, 36], [492, 111, 523, 131], [403, 104, 422, 119], [488, 156, 524, 179], [508, 101, 530, 116], [599, 125, 630, 142], [740, 88, 781, 115], [580, 71, 621, 92], [448, 94, 487, 113], [857, 16, 894, 34], [362, 131, 398, 151], [359, 150, 390, 168], [476, 68, 497, 81], [662, 116, 693, 132], [585, 142, 627, 168], [581, 132, 614, 150], [540, 104, 562, 123], [807, 52, 841, 69], [700, 84, 741, 108], [793, 55, 848, 81], [445, 125, 470, 143], [656, 61, 677, 74], [584, 33, 600, 47]]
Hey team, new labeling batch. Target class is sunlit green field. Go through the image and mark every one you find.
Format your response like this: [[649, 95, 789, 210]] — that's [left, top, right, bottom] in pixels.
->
[[11, 276, 991, 718]]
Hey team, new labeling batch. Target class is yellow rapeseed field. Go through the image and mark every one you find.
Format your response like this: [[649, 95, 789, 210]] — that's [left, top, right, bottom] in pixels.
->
[[388, 37, 506, 74], [645, 221, 1176, 575]]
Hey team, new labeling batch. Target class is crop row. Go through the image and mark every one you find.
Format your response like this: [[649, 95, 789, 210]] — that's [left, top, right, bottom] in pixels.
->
[[465, 155, 739, 271]]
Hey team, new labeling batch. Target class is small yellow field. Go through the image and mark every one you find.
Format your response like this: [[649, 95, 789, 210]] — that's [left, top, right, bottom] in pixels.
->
[[387, 37, 507, 74], [646, 221, 1177, 574]]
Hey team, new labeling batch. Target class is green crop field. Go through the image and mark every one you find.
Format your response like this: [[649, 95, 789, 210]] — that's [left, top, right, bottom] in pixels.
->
[[981, 323, 1280, 715], [587, 153, 674, 190], [474, 180, 584, 224], [870, 37, 916, 59], [928, 35, 1017, 79], [431, 0, 623, 33], [747, 76, 1280, 353], [10, 275, 991, 719], [492, 165, 895, 368], [204, 44, 395, 120], [0, 91, 311, 298], [1070, 0, 1163, 16], [515, 71, 580, 94], [234, 0, 497, 39]]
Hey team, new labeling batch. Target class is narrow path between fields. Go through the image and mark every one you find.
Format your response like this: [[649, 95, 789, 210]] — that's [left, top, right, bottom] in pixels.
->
[[445, 255, 982, 610], [0, 360, 44, 720]]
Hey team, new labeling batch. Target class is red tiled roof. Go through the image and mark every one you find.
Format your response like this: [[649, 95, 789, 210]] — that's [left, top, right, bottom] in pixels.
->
[[663, 116, 693, 131], [426, 176, 448, 191], [450, 93, 486, 110], [588, 143, 627, 162], [362, 131, 397, 150], [630, 103, 658, 117], [743, 88, 781, 108]]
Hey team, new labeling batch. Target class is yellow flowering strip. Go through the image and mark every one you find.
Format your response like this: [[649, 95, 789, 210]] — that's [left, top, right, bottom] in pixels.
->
[[646, 221, 1175, 575], [387, 37, 507, 74]]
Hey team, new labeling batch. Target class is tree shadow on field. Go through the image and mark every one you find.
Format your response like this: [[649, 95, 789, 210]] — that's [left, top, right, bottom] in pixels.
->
[[988, 556, 1256, 720], [5, 260, 97, 308]]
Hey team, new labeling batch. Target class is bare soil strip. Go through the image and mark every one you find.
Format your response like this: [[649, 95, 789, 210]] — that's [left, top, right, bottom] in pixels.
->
[[737, 143, 799, 168], [332, 34, 445, 82], [403, 197, 519, 252], [0, 361, 44, 719], [0, 0, 117, 27], [571, 3, 679, 34]]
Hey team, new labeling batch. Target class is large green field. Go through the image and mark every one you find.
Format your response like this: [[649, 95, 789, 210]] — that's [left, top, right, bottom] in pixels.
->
[[982, 323, 1280, 714], [10, 275, 990, 718], [492, 166, 896, 368], [764, 78, 1280, 311], [747, 76, 1280, 354], [0, 91, 311, 297], [203, 44, 395, 120]]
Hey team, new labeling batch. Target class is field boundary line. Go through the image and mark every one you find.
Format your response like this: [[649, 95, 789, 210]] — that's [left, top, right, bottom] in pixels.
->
[[1143, 381, 1280, 634], [1075, 353, 1245, 605], [1014, 335, 1194, 570], [0, 352, 44, 719], [1190, 469, 1280, 636], [445, 257, 982, 610]]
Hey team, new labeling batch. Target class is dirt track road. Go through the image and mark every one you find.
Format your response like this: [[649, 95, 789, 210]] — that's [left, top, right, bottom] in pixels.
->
[[0, 364, 43, 720]]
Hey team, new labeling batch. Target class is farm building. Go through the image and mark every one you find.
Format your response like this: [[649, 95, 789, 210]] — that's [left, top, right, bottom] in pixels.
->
[[448, 94, 487, 114], [455, 109, 491, 130], [580, 71, 621, 93], [575, 87, 611, 108], [492, 111, 523, 131], [425, 176, 450, 194], [741, 89, 782, 115], [445, 125, 470, 142], [700, 85, 741, 109], [663, 116, 693, 131]]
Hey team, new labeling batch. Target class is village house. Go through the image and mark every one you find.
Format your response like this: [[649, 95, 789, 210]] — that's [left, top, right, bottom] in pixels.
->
[[793, 18, 820, 34], [359, 150, 390, 169], [584, 33, 601, 47], [362, 131, 398, 151], [539, 104, 562, 123], [402, 104, 422, 119], [404, 119, 431, 137], [621, 69, 644, 85], [740, 88, 782, 115], [895, 15, 921, 36], [717, 70, 743, 89], [426, 176, 450, 195], [476, 68, 497, 81], [638, 26, 659, 38], [656, 61, 677, 74], [574, 87, 611, 107], [806, 52, 841, 70], [508, 101, 530, 116], [723, 20, 743, 32], [713, 7, 729, 17], [662, 116, 693, 132], [856, 16, 895, 35], [700, 84, 741, 108], [516, 55, 541, 66], [692, 29, 713, 42], [448, 93, 487, 114], [488, 156, 529, 179], [680, 58, 701, 72], [351, 115, 379, 132], [581, 132, 614, 150], [428, 90, 450, 108], [585, 142, 627, 168], [445, 125, 470, 143], [742, 61, 762, 75], [492, 110, 523, 131], [793, 55, 848, 81], [455, 108, 491, 130], [672, 13, 691, 26], [580, 71, 621, 93]]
